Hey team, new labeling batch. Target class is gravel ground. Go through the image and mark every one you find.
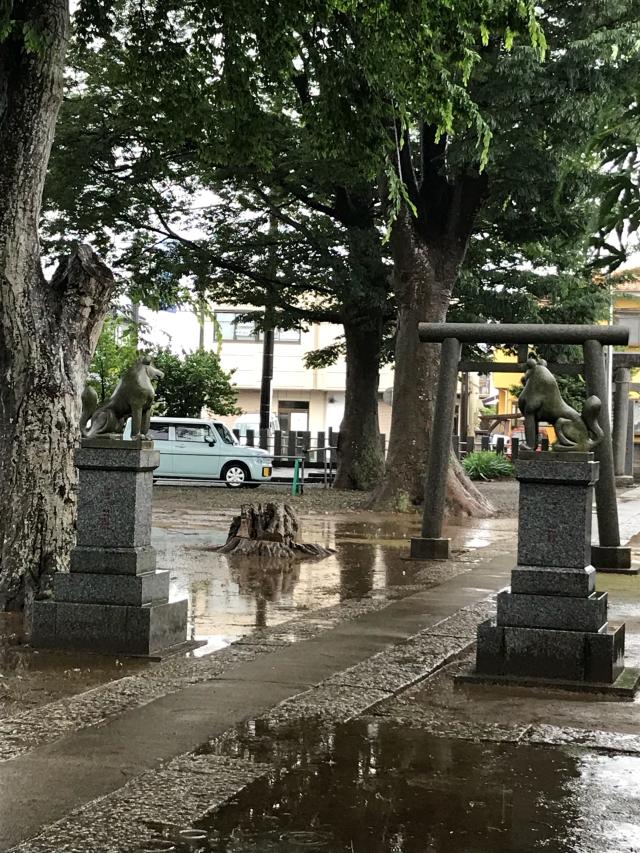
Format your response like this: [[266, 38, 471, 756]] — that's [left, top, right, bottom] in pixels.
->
[[153, 479, 519, 518], [152, 483, 375, 514], [475, 478, 518, 516]]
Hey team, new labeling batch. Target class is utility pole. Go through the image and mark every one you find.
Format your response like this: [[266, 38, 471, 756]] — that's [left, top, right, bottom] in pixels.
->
[[260, 214, 278, 432], [260, 315, 275, 431], [197, 293, 206, 351]]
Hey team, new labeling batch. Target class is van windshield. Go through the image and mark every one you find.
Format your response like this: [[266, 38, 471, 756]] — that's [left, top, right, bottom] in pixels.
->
[[214, 423, 238, 445]]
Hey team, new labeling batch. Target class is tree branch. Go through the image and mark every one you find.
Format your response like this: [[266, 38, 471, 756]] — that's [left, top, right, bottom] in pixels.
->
[[397, 124, 421, 210]]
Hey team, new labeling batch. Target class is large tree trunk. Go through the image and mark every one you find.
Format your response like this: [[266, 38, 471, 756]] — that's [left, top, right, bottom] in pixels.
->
[[370, 205, 492, 516], [333, 212, 389, 491], [0, 2, 115, 610], [334, 316, 385, 490]]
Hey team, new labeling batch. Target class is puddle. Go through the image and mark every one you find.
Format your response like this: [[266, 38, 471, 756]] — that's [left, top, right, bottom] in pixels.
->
[[159, 534, 428, 651], [137, 719, 640, 852], [157, 506, 517, 652]]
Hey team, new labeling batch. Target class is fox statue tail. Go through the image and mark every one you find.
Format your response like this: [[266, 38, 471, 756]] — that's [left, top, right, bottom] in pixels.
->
[[80, 385, 99, 436], [582, 395, 604, 450]]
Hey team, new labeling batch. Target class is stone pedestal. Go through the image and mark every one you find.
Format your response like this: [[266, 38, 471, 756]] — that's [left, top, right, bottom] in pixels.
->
[[459, 453, 640, 695], [31, 439, 192, 657]]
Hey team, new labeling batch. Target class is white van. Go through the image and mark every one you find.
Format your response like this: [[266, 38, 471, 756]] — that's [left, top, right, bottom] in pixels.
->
[[123, 416, 273, 487]]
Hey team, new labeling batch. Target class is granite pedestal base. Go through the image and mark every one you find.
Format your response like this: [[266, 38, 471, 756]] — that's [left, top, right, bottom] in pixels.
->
[[459, 452, 639, 696], [31, 439, 193, 658], [32, 598, 190, 657], [591, 544, 638, 575], [615, 475, 635, 488], [409, 537, 450, 560]]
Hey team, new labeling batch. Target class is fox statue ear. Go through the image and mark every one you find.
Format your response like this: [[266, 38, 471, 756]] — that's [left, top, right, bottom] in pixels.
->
[[526, 357, 537, 369], [538, 358, 547, 367]]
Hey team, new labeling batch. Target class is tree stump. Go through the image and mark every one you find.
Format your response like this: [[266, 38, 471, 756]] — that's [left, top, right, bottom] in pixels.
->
[[217, 503, 334, 559]]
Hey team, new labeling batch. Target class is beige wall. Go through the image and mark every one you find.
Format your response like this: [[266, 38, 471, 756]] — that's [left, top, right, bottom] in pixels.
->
[[142, 304, 400, 437]]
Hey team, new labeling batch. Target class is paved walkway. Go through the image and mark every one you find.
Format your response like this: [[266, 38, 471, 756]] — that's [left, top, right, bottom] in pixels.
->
[[3, 484, 640, 852], [0, 547, 514, 851]]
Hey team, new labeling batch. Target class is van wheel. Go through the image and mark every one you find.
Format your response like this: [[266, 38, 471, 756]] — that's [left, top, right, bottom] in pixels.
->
[[222, 462, 250, 488]]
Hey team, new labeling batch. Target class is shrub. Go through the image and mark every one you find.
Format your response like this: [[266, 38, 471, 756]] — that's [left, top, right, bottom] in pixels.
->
[[462, 451, 515, 481]]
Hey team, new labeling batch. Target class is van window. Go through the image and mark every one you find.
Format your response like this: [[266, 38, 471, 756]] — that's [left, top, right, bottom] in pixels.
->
[[148, 424, 170, 441], [176, 425, 208, 442], [214, 424, 237, 445]]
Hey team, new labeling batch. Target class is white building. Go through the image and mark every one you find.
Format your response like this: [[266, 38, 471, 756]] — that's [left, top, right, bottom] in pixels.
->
[[141, 304, 395, 436]]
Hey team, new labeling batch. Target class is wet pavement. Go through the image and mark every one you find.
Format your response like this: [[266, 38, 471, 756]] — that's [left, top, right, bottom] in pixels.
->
[[154, 499, 517, 650], [125, 715, 640, 853], [2, 483, 640, 853], [198, 720, 640, 853]]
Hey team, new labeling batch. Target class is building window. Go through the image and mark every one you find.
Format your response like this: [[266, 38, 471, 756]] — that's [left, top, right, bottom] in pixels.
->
[[274, 327, 301, 343], [216, 312, 301, 342], [278, 400, 309, 431], [217, 312, 259, 341]]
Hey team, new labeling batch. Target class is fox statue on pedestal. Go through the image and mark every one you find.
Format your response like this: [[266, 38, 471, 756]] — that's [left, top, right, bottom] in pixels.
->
[[80, 356, 164, 440], [518, 356, 603, 452]]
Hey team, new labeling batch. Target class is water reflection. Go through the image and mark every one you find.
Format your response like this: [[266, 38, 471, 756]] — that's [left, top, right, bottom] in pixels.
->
[[197, 720, 598, 853], [137, 718, 640, 853], [160, 534, 424, 649]]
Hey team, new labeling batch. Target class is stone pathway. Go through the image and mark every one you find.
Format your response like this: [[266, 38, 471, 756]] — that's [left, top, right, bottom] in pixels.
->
[[3, 485, 640, 852], [0, 548, 513, 852]]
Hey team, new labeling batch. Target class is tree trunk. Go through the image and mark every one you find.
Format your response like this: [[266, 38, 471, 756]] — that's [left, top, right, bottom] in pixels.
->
[[334, 317, 385, 490], [0, 3, 115, 610], [370, 205, 492, 516]]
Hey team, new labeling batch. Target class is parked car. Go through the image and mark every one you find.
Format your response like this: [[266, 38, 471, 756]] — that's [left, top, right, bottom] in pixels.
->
[[234, 412, 280, 438], [123, 416, 273, 488]]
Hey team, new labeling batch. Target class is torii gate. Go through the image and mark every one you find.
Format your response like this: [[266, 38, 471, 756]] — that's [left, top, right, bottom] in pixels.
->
[[410, 323, 633, 574]]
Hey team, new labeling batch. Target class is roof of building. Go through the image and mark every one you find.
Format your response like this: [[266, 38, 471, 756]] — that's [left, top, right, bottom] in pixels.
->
[[613, 267, 640, 293]]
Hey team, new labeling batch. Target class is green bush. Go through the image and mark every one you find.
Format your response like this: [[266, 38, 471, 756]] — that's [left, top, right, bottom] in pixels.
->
[[462, 451, 515, 481]]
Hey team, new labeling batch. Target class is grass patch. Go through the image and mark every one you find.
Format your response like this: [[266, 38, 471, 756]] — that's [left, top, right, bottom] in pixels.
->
[[463, 451, 515, 481]]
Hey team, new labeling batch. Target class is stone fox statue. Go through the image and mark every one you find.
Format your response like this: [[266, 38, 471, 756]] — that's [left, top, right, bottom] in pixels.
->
[[81, 357, 164, 440], [518, 356, 603, 452]]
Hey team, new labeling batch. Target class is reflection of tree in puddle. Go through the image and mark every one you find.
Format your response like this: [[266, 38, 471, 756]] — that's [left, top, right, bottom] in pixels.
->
[[200, 719, 583, 853], [332, 544, 419, 600], [228, 560, 301, 602], [332, 544, 375, 601], [230, 561, 301, 630]]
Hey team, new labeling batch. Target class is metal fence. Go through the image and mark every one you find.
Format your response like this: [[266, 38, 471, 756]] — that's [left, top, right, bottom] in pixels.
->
[[452, 434, 550, 460], [233, 429, 387, 468]]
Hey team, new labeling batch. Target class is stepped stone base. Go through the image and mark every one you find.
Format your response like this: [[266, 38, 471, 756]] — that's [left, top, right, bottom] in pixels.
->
[[53, 569, 170, 606], [31, 597, 188, 656], [460, 453, 639, 697], [496, 589, 608, 633], [473, 618, 625, 684], [70, 545, 157, 575], [409, 537, 450, 560], [31, 439, 192, 658], [591, 544, 637, 574], [457, 666, 640, 697]]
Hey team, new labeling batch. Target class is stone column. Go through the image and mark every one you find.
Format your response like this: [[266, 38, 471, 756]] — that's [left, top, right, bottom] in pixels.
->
[[31, 439, 190, 657], [583, 339, 632, 572], [461, 452, 639, 695], [613, 367, 633, 486], [411, 336, 461, 560]]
